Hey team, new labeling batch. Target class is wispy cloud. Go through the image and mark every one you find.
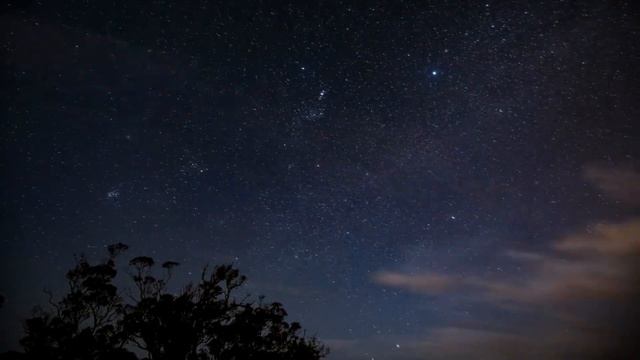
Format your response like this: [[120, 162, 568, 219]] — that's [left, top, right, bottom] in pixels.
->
[[370, 166, 640, 358], [374, 219, 639, 304], [372, 272, 459, 295], [584, 163, 640, 205]]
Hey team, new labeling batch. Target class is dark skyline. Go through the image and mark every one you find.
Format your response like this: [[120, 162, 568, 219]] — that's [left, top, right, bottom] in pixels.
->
[[2, 1, 640, 359]]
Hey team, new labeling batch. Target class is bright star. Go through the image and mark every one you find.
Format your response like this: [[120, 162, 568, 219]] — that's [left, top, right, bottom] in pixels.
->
[[431, 70, 438, 76]]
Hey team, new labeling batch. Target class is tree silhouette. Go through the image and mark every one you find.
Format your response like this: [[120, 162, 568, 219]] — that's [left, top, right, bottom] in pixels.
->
[[3, 244, 326, 360]]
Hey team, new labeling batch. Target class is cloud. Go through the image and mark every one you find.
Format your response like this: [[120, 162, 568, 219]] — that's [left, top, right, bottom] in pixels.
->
[[372, 272, 459, 295], [409, 325, 629, 360], [555, 219, 640, 256], [371, 220, 640, 357], [371, 166, 640, 358], [584, 164, 640, 205], [373, 218, 640, 304], [415, 327, 553, 360]]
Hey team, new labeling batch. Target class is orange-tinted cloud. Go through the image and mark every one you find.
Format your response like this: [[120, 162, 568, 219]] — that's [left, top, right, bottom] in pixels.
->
[[373, 218, 639, 303], [555, 219, 640, 256], [370, 166, 640, 358]]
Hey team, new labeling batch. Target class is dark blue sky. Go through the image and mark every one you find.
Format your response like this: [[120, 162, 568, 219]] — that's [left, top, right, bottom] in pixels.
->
[[2, 1, 639, 358]]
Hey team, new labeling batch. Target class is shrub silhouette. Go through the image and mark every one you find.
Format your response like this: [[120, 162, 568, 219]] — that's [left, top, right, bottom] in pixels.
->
[[4, 243, 327, 360]]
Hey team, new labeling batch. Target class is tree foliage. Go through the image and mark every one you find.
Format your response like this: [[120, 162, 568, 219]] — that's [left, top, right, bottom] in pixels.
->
[[4, 244, 326, 360]]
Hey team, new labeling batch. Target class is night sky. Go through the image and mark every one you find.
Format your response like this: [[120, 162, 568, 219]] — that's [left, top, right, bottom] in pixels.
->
[[2, 1, 640, 359]]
